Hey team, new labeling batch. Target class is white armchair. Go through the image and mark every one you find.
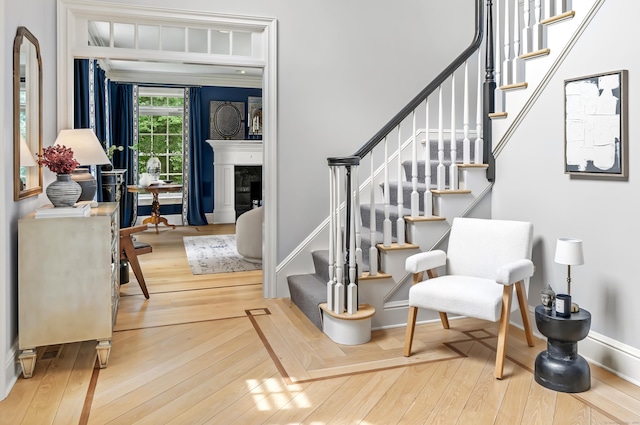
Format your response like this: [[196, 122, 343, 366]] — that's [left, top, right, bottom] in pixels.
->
[[236, 206, 263, 263], [403, 217, 536, 379]]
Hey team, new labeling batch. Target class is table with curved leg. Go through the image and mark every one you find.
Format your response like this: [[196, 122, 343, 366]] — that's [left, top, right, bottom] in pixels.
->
[[127, 184, 182, 234]]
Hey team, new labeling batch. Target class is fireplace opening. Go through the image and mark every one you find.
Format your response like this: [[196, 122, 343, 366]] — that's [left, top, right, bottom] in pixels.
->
[[235, 166, 262, 219]]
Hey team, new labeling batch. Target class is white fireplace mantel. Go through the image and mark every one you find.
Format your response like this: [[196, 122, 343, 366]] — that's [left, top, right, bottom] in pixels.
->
[[206, 140, 263, 223]]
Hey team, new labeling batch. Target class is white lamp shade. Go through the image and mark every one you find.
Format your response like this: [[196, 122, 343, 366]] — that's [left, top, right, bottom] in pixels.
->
[[554, 238, 584, 266], [19, 134, 37, 166], [53, 129, 110, 166]]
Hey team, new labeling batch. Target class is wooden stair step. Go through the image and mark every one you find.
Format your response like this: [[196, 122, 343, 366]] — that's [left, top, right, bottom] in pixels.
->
[[520, 48, 550, 60], [500, 82, 528, 91], [541, 10, 575, 25]]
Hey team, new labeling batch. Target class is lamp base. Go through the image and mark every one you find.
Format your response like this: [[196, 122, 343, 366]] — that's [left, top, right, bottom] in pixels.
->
[[71, 168, 97, 201]]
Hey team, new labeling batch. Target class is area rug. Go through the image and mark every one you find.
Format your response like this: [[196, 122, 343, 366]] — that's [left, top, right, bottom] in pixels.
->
[[183, 234, 262, 275]]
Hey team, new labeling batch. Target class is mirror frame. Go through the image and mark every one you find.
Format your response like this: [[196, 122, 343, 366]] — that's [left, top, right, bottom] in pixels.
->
[[13, 26, 43, 201]]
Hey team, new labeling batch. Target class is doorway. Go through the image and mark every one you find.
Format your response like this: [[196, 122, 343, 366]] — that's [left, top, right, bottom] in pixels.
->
[[57, 0, 277, 297]]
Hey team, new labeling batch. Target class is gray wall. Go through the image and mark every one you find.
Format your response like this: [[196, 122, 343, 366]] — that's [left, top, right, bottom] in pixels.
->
[[493, 0, 640, 354]]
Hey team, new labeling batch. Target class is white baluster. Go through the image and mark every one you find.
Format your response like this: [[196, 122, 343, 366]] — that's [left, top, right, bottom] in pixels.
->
[[437, 86, 446, 191], [545, 0, 554, 19], [502, 0, 513, 85], [354, 165, 362, 278], [368, 153, 378, 276], [450, 73, 458, 190], [423, 97, 433, 217], [411, 110, 419, 217], [475, 51, 483, 165], [327, 166, 336, 310], [522, 0, 531, 55], [383, 137, 392, 246], [334, 168, 344, 315], [348, 166, 357, 313], [396, 125, 405, 246], [512, 0, 523, 84], [534, 0, 545, 51], [463, 60, 471, 165]]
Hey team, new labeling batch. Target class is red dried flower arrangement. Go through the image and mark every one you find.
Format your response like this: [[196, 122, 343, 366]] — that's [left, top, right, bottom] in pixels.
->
[[36, 145, 80, 175]]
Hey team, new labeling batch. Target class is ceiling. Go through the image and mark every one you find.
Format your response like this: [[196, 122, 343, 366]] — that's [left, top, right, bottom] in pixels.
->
[[98, 58, 263, 88]]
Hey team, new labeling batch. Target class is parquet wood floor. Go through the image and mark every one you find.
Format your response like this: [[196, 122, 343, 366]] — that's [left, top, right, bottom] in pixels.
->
[[1, 224, 638, 424]]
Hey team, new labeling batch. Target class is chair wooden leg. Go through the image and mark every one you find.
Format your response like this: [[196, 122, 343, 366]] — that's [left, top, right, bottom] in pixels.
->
[[495, 285, 514, 379], [404, 306, 418, 357], [122, 241, 150, 299], [439, 312, 450, 329], [515, 280, 535, 347]]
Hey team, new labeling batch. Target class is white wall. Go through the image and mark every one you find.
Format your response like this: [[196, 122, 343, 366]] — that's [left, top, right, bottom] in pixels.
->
[[493, 0, 640, 382], [2, 0, 58, 398]]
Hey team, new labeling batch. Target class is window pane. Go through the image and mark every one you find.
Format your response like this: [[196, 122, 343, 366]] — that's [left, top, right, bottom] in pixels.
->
[[162, 26, 185, 52], [169, 155, 183, 173], [168, 117, 183, 134], [88, 21, 110, 47], [232, 31, 252, 56], [168, 97, 184, 107], [152, 134, 167, 153], [138, 96, 152, 106], [152, 115, 167, 133], [168, 135, 182, 151], [152, 96, 168, 107], [188, 28, 207, 53], [138, 115, 152, 133], [139, 25, 159, 50], [210, 30, 230, 55], [138, 135, 152, 153], [113, 23, 135, 49]]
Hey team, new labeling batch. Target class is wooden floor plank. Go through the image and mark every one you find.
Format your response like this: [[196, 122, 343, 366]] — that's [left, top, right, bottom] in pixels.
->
[[424, 341, 494, 425], [521, 378, 558, 425], [52, 341, 98, 425], [552, 392, 591, 425], [493, 364, 534, 425], [21, 342, 82, 425]]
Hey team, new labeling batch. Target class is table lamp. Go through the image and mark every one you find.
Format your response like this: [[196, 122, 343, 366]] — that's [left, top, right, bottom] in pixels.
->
[[554, 237, 584, 312], [54, 129, 110, 201]]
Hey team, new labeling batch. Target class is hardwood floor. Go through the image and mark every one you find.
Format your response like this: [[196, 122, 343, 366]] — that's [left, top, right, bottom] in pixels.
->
[[1, 224, 639, 424]]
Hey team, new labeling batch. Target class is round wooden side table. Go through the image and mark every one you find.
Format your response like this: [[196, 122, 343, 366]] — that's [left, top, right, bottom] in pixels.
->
[[534, 305, 591, 393]]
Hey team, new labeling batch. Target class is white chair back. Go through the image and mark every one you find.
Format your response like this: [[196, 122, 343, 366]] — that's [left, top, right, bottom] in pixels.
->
[[446, 217, 533, 280]]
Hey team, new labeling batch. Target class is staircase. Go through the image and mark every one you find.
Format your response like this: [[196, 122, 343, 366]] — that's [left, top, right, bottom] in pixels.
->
[[284, 0, 604, 341]]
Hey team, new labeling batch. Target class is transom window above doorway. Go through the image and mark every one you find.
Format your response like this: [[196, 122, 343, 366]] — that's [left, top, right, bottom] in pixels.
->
[[88, 20, 256, 57]]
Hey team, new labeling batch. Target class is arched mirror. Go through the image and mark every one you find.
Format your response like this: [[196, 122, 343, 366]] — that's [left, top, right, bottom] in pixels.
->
[[14, 26, 43, 201]]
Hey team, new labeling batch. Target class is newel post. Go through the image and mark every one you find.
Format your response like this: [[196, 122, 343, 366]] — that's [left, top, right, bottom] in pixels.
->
[[483, 0, 496, 181]]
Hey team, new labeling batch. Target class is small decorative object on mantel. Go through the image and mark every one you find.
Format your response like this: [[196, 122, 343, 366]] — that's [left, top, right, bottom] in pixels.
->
[[540, 284, 556, 311], [36, 145, 81, 207]]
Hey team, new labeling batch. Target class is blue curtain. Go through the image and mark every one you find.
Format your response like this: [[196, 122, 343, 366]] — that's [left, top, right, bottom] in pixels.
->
[[110, 83, 136, 227], [73, 59, 109, 201], [187, 87, 208, 225]]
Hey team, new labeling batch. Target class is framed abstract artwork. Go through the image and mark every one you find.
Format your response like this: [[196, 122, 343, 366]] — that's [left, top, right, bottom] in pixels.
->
[[564, 69, 628, 178]]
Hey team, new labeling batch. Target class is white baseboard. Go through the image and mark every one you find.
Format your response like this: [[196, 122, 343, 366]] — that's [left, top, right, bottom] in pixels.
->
[[579, 330, 640, 386], [2, 339, 20, 401]]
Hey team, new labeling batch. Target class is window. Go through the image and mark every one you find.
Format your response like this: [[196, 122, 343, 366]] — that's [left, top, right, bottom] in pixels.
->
[[137, 87, 184, 185]]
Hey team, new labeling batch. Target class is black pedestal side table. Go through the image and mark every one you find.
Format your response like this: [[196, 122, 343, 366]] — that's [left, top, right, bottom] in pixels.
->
[[534, 305, 591, 393]]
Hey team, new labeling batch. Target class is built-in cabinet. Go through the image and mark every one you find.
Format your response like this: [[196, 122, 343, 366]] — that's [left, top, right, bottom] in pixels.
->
[[17, 203, 120, 378]]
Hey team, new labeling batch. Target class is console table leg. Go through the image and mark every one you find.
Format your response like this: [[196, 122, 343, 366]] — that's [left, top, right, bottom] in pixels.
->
[[19, 349, 37, 378], [96, 339, 112, 368]]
